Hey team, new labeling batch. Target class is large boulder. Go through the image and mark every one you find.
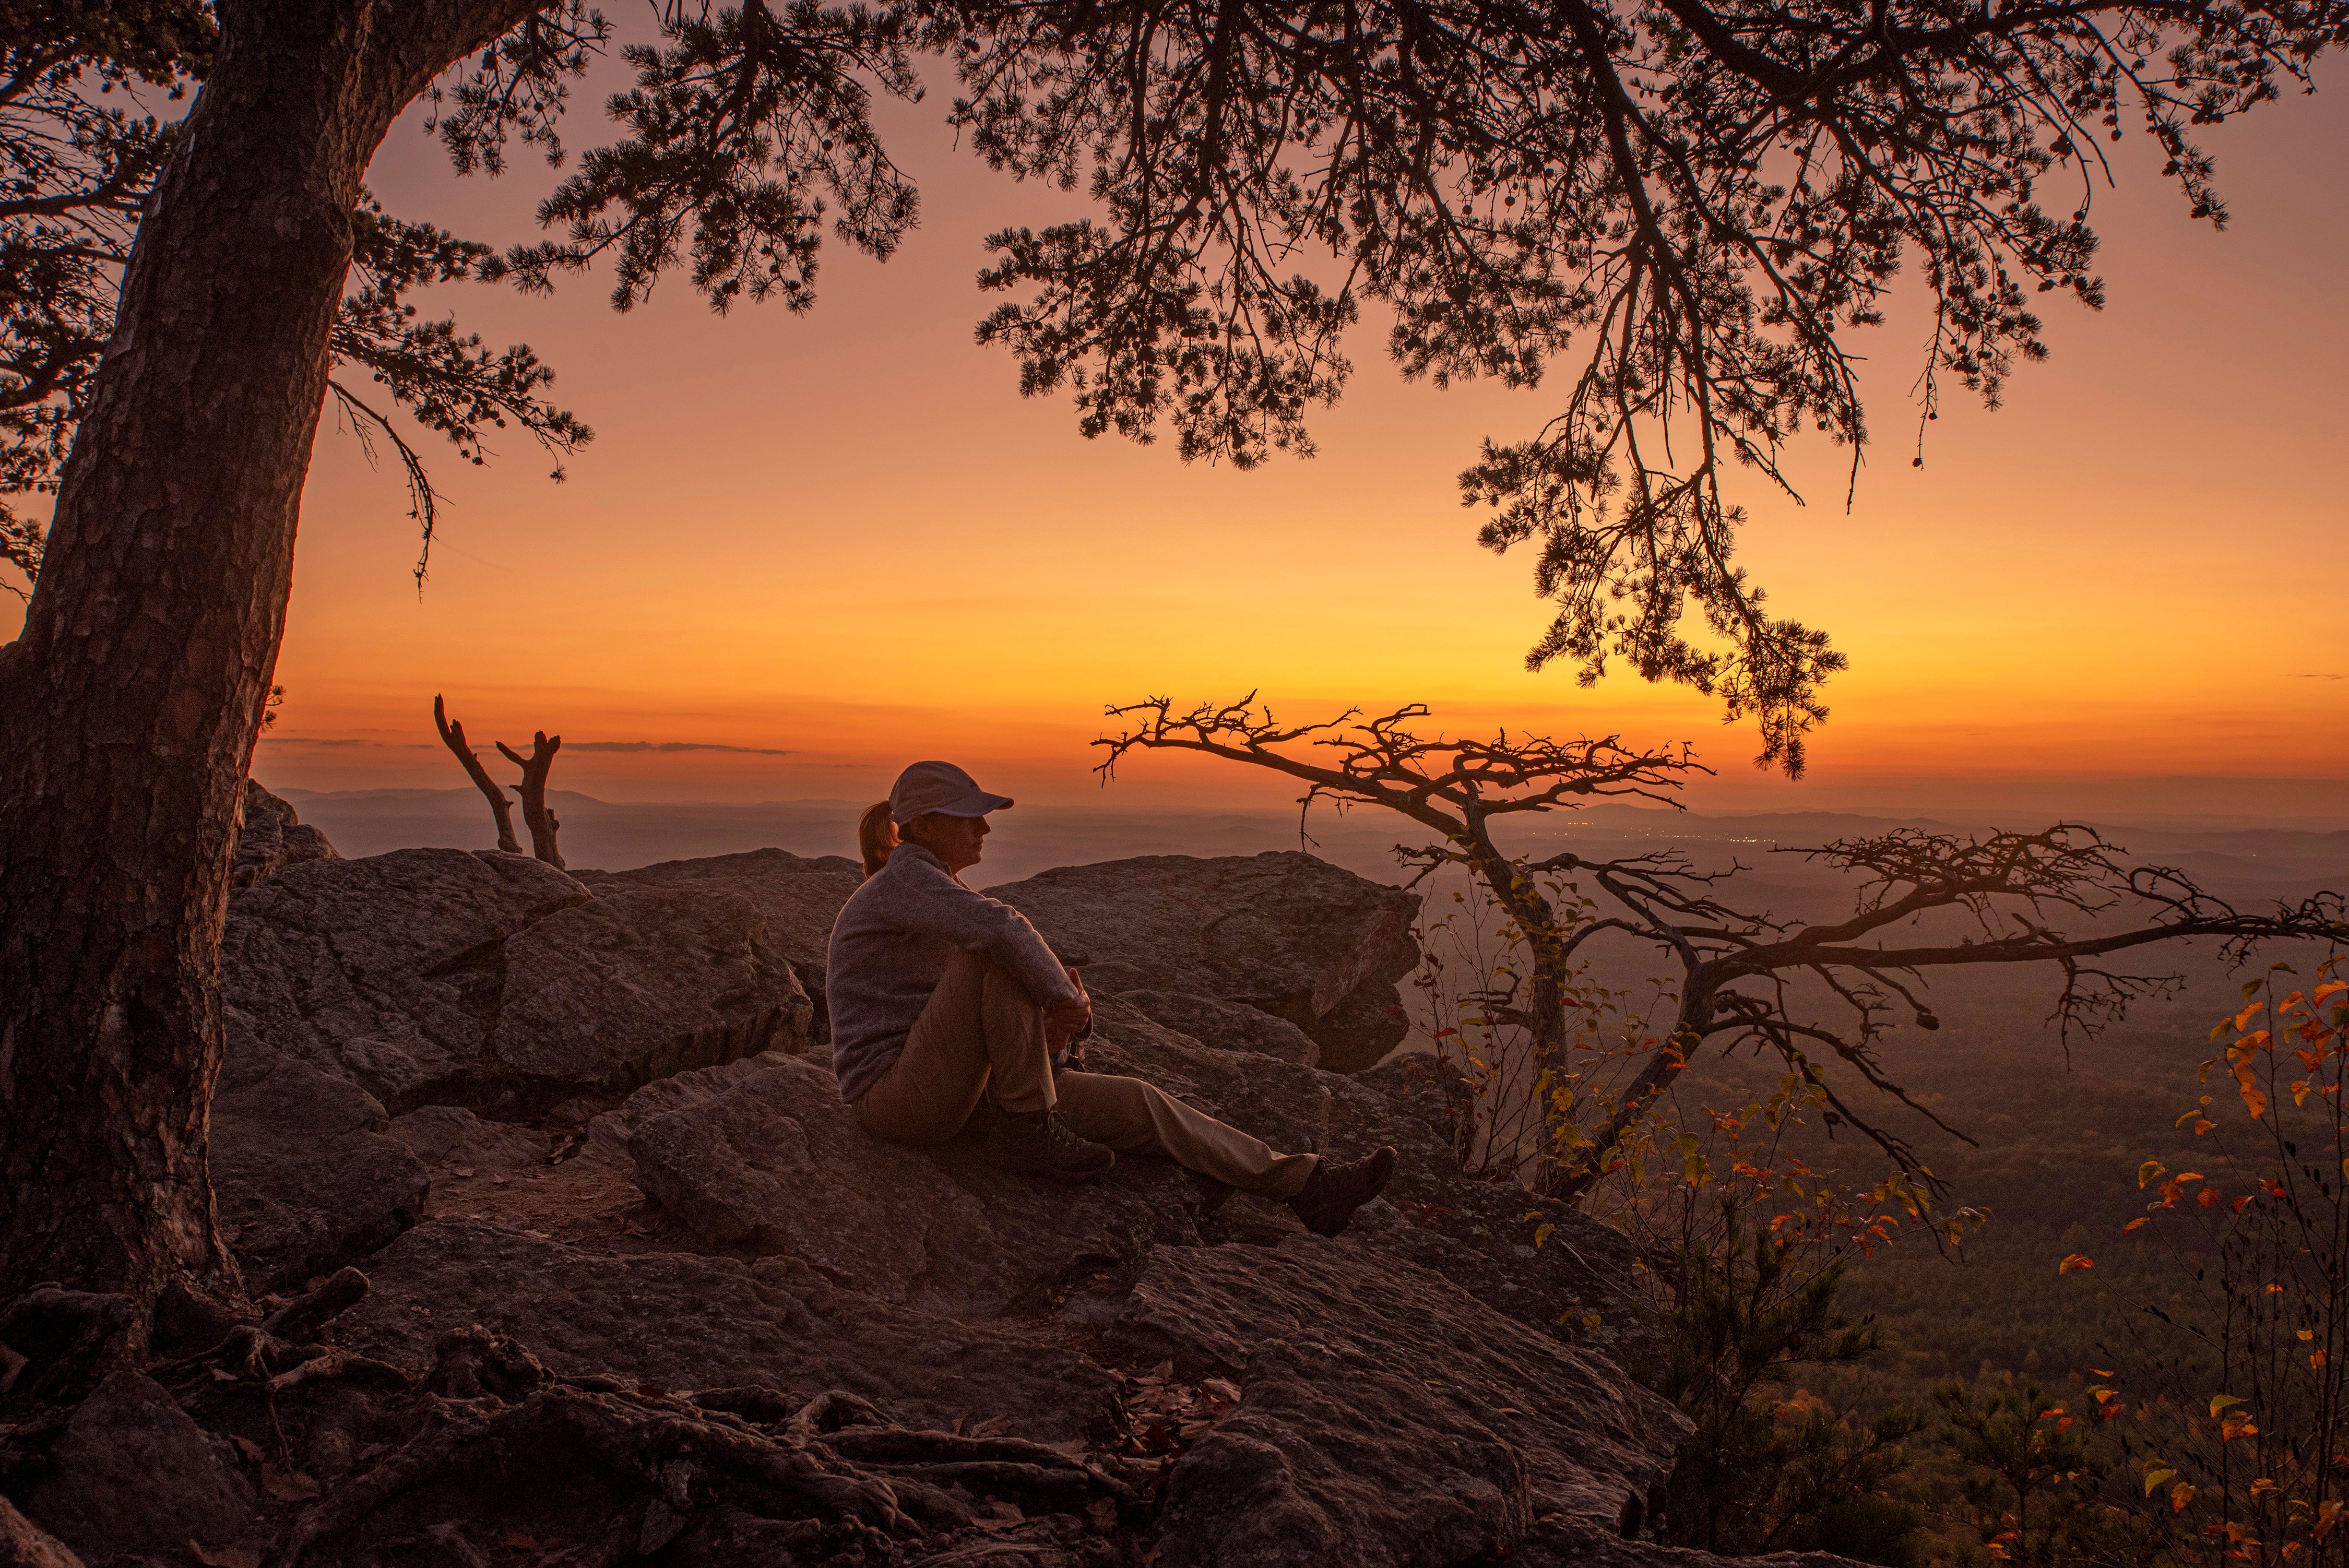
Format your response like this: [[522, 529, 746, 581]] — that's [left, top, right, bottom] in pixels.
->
[[1110, 1241, 1687, 1568], [493, 884, 811, 1090], [621, 1053, 1204, 1314], [18, 1371, 253, 1561], [222, 849, 808, 1114], [222, 847, 594, 1110], [594, 848, 864, 1035], [333, 1218, 1123, 1442], [210, 1051, 429, 1293], [230, 779, 340, 889], [988, 851, 1421, 1073]]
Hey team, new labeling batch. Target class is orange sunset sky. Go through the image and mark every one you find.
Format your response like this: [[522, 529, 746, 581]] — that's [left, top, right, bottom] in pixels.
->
[[18, 53, 2345, 819]]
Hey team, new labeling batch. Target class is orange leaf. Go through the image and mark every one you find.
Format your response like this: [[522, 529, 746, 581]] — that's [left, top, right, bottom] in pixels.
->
[[2059, 1254, 2095, 1274]]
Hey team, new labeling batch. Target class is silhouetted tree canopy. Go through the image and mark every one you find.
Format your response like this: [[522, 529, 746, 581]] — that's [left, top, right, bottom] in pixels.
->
[[940, 0, 2346, 770], [0, 2, 589, 600]]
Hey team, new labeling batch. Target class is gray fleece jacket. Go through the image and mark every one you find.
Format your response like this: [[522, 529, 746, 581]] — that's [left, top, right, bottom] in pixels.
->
[[824, 842, 1078, 1103]]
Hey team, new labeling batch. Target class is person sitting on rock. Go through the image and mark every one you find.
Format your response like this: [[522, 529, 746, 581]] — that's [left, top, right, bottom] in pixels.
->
[[826, 759, 1396, 1236]]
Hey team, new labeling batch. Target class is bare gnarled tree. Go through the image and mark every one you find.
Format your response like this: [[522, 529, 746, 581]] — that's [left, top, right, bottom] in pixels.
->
[[433, 696, 563, 866], [1096, 696, 2349, 1197]]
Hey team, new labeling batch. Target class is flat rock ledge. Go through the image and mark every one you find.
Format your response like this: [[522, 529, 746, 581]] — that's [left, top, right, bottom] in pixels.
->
[[3, 791, 1860, 1568]]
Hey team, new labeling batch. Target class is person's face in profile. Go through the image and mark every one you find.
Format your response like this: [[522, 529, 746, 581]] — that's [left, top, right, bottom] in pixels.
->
[[909, 811, 989, 874]]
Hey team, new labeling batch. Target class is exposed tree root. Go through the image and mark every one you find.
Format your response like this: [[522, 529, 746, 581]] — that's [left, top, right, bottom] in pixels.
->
[[270, 1328, 1140, 1567], [259, 1268, 371, 1344]]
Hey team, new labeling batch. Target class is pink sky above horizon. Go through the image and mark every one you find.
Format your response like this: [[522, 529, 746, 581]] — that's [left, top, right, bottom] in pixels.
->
[[13, 49, 2346, 818]]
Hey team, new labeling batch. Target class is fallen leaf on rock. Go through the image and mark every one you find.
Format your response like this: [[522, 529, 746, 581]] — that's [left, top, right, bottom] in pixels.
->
[[190, 1541, 263, 1568], [231, 1435, 265, 1462], [968, 1414, 1010, 1438], [971, 1501, 1026, 1532], [1087, 1499, 1119, 1532], [259, 1463, 322, 1502], [1201, 1377, 1241, 1403], [450, 1168, 474, 1179]]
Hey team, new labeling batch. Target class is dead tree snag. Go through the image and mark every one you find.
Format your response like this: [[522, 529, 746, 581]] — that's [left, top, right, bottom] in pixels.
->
[[498, 732, 565, 869], [432, 696, 521, 854]]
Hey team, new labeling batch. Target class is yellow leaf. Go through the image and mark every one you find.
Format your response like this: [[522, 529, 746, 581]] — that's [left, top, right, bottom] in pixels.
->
[[2210, 1394, 2243, 1417], [2144, 1468, 2176, 1496]]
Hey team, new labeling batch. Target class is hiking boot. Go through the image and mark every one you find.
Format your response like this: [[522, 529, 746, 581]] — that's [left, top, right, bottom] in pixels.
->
[[1287, 1146, 1397, 1237], [988, 1108, 1116, 1184]]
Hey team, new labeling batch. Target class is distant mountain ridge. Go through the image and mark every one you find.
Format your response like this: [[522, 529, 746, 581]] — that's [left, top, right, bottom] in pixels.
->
[[269, 784, 2345, 900]]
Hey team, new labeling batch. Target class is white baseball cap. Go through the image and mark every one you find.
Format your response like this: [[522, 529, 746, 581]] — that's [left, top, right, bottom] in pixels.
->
[[888, 761, 1014, 825]]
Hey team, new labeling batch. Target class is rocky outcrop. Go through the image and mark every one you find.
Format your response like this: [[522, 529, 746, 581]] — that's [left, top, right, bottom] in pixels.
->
[[1114, 1241, 1684, 1566], [230, 778, 340, 889], [8, 837, 1846, 1568], [992, 850, 1423, 1073]]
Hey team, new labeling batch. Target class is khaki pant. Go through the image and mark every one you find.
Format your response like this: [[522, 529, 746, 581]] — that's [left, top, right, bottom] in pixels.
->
[[852, 950, 1319, 1197]]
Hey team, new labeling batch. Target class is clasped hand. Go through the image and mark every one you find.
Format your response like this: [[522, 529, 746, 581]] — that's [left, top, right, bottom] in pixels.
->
[[1043, 966, 1092, 1058]]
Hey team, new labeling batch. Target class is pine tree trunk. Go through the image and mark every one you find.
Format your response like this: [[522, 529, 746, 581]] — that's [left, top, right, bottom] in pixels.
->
[[0, 0, 527, 1339]]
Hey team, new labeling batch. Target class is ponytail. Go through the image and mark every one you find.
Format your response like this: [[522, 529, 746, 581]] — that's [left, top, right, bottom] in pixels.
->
[[857, 800, 899, 880]]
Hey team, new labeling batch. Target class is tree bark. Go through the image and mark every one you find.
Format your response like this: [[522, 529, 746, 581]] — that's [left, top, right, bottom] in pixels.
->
[[0, 0, 535, 1337]]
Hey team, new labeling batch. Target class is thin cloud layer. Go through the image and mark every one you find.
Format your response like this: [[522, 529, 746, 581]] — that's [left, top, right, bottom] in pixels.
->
[[566, 741, 793, 755]]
